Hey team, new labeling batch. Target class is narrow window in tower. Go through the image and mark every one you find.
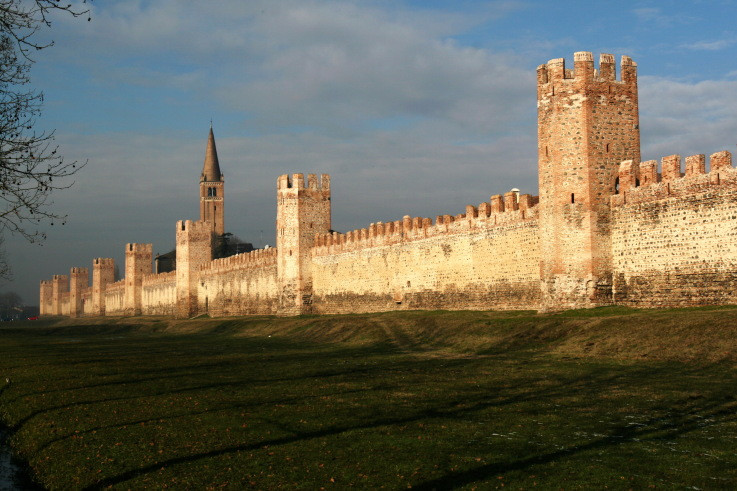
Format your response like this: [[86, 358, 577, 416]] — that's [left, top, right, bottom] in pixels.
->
[[614, 177, 620, 194], [212, 188, 217, 197], [571, 193, 575, 204], [606, 143, 610, 153]]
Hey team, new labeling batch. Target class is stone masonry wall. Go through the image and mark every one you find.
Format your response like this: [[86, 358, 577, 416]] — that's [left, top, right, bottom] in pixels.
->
[[311, 194, 541, 313], [197, 248, 279, 316], [104, 280, 126, 315], [611, 151, 737, 306], [142, 271, 177, 316]]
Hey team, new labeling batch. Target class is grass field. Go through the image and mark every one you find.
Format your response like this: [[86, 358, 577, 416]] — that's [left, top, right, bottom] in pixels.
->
[[0, 307, 736, 489]]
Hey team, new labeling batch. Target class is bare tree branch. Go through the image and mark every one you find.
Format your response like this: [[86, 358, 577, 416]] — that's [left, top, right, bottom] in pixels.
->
[[0, 1, 90, 278]]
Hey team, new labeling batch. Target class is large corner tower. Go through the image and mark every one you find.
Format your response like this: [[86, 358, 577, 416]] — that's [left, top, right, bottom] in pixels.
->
[[200, 126, 225, 236], [537, 52, 640, 310]]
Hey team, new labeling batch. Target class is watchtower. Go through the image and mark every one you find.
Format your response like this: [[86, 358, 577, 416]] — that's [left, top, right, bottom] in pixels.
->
[[276, 173, 331, 315], [537, 52, 640, 310], [175, 220, 213, 318], [200, 126, 225, 236], [69, 267, 89, 318], [92, 258, 115, 316], [124, 243, 152, 315], [51, 274, 69, 316]]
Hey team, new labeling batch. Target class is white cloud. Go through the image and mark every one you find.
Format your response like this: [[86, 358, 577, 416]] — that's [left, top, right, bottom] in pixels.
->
[[639, 75, 737, 160]]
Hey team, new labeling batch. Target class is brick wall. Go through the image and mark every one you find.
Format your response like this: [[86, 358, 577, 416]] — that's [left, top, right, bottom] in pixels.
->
[[611, 151, 737, 306], [198, 248, 279, 316], [142, 271, 177, 315], [311, 196, 541, 313]]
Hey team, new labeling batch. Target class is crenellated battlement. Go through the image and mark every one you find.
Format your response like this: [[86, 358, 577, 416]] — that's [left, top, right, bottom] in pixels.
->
[[313, 191, 539, 257], [200, 247, 277, 274], [612, 150, 735, 207], [536, 52, 637, 87], [105, 279, 125, 292], [71, 267, 88, 275], [94, 257, 115, 266], [176, 219, 213, 235], [125, 243, 153, 254], [142, 270, 177, 286], [277, 173, 330, 192]]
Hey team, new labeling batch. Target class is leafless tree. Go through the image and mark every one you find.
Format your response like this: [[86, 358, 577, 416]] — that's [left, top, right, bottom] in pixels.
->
[[0, 1, 90, 278]]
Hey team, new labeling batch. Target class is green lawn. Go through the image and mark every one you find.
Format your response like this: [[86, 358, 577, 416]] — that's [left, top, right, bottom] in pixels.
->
[[0, 308, 736, 489]]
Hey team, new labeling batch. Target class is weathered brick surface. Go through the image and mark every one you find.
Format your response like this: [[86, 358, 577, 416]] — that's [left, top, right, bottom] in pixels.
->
[[611, 152, 737, 307], [176, 220, 213, 318], [312, 198, 540, 313], [142, 271, 177, 315], [92, 258, 115, 316], [124, 243, 153, 316], [69, 267, 89, 318], [276, 174, 331, 315], [537, 52, 640, 310], [198, 248, 278, 316], [104, 280, 126, 315]]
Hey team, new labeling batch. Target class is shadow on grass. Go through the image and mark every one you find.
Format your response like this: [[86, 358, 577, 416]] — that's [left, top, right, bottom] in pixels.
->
[[80, 360, 737, 489]]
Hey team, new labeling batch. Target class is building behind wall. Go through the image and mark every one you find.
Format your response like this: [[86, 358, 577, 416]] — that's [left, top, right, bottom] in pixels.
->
[[41, 52, 737, 318]]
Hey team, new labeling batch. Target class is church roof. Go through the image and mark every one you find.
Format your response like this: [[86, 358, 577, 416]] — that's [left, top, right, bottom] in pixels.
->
[[201, 127, 222, 182]]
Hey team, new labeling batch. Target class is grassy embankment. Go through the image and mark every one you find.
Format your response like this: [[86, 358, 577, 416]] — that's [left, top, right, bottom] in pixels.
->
[[0, 306, 736, 489]]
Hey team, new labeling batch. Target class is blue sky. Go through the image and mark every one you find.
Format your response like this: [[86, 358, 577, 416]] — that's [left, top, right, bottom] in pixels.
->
[[4, 0, 737, 304]]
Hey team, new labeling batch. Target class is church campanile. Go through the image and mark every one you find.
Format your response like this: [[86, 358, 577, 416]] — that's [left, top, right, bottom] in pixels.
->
[[199, 126, 225, 236]]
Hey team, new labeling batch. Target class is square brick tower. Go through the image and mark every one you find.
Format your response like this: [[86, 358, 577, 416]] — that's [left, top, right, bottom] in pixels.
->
[[92, 258, 115, 316], [39, 280, 52, 315], [124, 243, 153, 316], [537, 52, 640, 310], [69, 267, 89, 318], [51, 274, 69, 315], [175, 220, 213, 318], [276, 173, 331, 315], [200, 126, 225, 236]]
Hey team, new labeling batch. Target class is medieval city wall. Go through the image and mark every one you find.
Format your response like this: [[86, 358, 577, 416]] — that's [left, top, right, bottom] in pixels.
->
[[142, 271, 177, 316], [311, 193, 541, 313], [197, 248, 279, 316], [611, 151, 737, 306], [104, 280, 126, 315]]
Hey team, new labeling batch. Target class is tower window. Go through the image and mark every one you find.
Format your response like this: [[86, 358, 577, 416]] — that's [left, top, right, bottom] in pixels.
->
[[571, 193, 575, 204]]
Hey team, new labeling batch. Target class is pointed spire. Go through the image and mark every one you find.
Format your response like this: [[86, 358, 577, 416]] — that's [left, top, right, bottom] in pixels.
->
[[201, 126, 222, 182]]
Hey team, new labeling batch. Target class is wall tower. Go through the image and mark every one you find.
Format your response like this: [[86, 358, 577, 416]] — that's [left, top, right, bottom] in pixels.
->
[[537, 52, 640, 310], [51, 274, 68, 315], [69, 267, 89, 318], [175, 220, 213, 318], [39, 280, 52, 315], [92, 258, 115, 316], [200, 126, 225, 236], [276, 174, 331, 315], [124, 243, 152, 315]]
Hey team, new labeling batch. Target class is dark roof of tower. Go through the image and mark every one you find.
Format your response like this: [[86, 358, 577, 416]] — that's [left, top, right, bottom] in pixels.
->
[[201, 127, 222, 182]]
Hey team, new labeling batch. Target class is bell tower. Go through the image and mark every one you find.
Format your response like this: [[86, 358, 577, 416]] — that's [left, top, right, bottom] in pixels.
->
[[200, 126, 225, 236]]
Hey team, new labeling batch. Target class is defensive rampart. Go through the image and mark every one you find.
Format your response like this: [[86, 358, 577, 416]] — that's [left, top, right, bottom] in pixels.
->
[[104, 280, 126, 315], [311, 192, 541, 313], [142, 271, 177, 316], [197, 248, 279, 316], [611, 151, 737, 306]]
